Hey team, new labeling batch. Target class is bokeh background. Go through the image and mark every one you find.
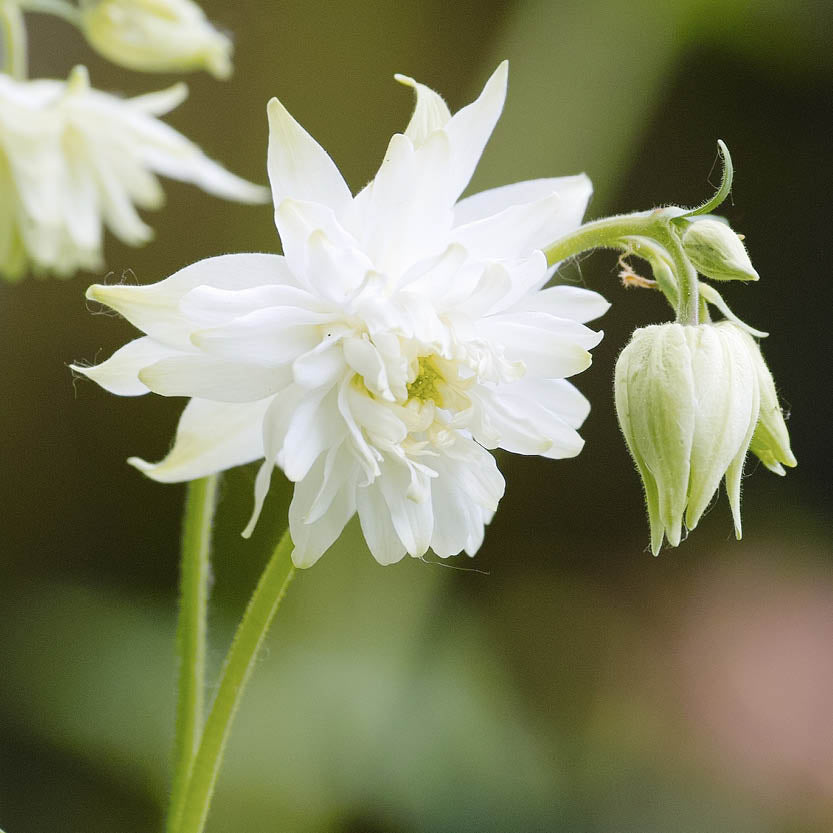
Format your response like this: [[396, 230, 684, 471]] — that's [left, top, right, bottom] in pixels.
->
[[2, 1, 833, 831]]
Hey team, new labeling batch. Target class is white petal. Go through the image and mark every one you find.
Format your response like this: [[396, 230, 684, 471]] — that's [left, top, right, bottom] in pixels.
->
[[395, 73, 452, 146], [511, 285, 610, 324], [443, 61, 508, 201], [180, 284, 323, 327], [86, 254, 295, 349], [479, 312, 602, 378], [453, 174, 592, 230], [377, 458, 434, 556], [358, 130, 453, 277], [266, 96, 352, 214], [273, 198, 361, 283], [430, 440, 503, 557], [71, 336, 181, 396], [292, 339, 348, 389], [289, 447, 359, 568], [129, 397, 271, 483], [280, 385, 346, 482], [469, 381, 585, 458], [453, 190, 588, 261], [191, 307, 330, 364], [139, 356, 292, 401], [356, 481, 407, 565]]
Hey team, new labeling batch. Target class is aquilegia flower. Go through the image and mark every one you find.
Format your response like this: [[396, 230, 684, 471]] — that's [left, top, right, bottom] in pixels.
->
[[75, 62, 608, 567], [79, 0, 234, 79], [0, 65, 267, 281]]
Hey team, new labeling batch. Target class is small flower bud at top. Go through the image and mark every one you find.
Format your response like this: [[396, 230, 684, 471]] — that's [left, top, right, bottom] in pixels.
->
[[716, 322, 796, 476], [615, 322, 760, 555], [682, 217, 759, 282], [79, 0, 233, 79]]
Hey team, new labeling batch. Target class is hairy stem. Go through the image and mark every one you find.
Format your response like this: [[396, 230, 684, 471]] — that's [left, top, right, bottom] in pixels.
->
[[168, 529, 295, 833], [168, 475, 220, 827]]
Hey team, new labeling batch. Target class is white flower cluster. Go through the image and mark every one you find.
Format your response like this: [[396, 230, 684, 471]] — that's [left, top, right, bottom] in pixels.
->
[[0, 0, 267, 282], [76, 63, 610, 567]]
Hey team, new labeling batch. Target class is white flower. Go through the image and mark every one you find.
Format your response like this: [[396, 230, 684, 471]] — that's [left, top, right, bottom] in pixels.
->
[[75, 63, 608, 567], [79, 0, 233, 79], [0, 65, 268, 281]]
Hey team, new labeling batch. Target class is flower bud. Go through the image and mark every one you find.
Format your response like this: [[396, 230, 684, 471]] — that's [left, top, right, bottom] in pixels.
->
[[615, 322, 760, 555], [79, 0, 232, 79], [682, 217, 759, 282], [716, 322, 796, 475]]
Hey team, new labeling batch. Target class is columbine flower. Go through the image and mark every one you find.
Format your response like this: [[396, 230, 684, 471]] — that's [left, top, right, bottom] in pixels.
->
[[74, 62, 608, 567], [79, 0, 233, 79], [0, 65, 267, 281], [614, 321, 760, 554]]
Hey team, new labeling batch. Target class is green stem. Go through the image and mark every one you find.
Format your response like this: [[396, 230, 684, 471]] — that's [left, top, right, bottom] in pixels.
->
[[655, 226, 699, 325], [168, 529, 296, 833], [168, 475, 220, 828], [542, 210, 662, 267], [0, 0, 27, 78]]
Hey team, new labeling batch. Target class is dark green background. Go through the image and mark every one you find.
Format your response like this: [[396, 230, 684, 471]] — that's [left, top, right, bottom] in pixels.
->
[[1, 1, 832, 831]]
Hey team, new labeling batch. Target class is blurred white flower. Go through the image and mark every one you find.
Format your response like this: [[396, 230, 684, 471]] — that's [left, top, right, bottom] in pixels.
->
[[79, 0, 233, 79], [0, 65, 268, 281], [75, 62, 608, 567]]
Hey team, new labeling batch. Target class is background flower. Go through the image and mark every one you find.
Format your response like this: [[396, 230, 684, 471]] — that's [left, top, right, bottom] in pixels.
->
[[0, 65, 267, 281]]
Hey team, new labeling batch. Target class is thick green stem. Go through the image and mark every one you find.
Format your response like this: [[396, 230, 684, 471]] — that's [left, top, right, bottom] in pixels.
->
[[168, 529, 296, 833], [0, 0, 27, 78], [168, 475, 220, 828], [542, 210, 662, 266]]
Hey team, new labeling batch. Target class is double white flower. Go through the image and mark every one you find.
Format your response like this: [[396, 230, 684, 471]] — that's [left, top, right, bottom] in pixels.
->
[[0, 65, 266, 281], [76, 63, 609, 567]]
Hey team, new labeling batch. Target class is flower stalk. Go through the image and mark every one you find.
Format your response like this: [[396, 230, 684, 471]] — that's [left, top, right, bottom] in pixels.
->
[[167, 529, 295, 833], [169, 474, 220, 828], [0, 0, 27, 78]]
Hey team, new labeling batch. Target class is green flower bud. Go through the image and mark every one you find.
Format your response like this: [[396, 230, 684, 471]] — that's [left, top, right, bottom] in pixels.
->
[[682, 217, 759, 282], [79, 0, 232, 79], [615, 322, 760, 555], [716, 322, 796, 476]]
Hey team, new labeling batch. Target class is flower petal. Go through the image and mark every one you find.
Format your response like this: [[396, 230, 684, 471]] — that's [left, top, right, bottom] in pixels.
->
[[129, 397, 271, 483], [356, 481, 407, 565], [395, 73, 452, 146], [86, 254, 295, 349], [267, 96, 352, 214], [510, 284, 610, 324], [289, 446, 359, 568], [443, 61, 508, 201], [479, 312, 602, 379], [139, 356, 292, 401], [453, 174, 592, 231], [71, 336, 181, 396]]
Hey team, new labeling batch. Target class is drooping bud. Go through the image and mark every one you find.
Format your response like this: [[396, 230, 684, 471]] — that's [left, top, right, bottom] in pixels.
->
[[717, 322, 796, 475], [682, 217, 759, 282], [79, 0, 233, 79], [615, 322, 760, 555]]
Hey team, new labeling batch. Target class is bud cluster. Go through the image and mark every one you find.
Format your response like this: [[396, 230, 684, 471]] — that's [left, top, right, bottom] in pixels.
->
[[615, 321, 794, 554]]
